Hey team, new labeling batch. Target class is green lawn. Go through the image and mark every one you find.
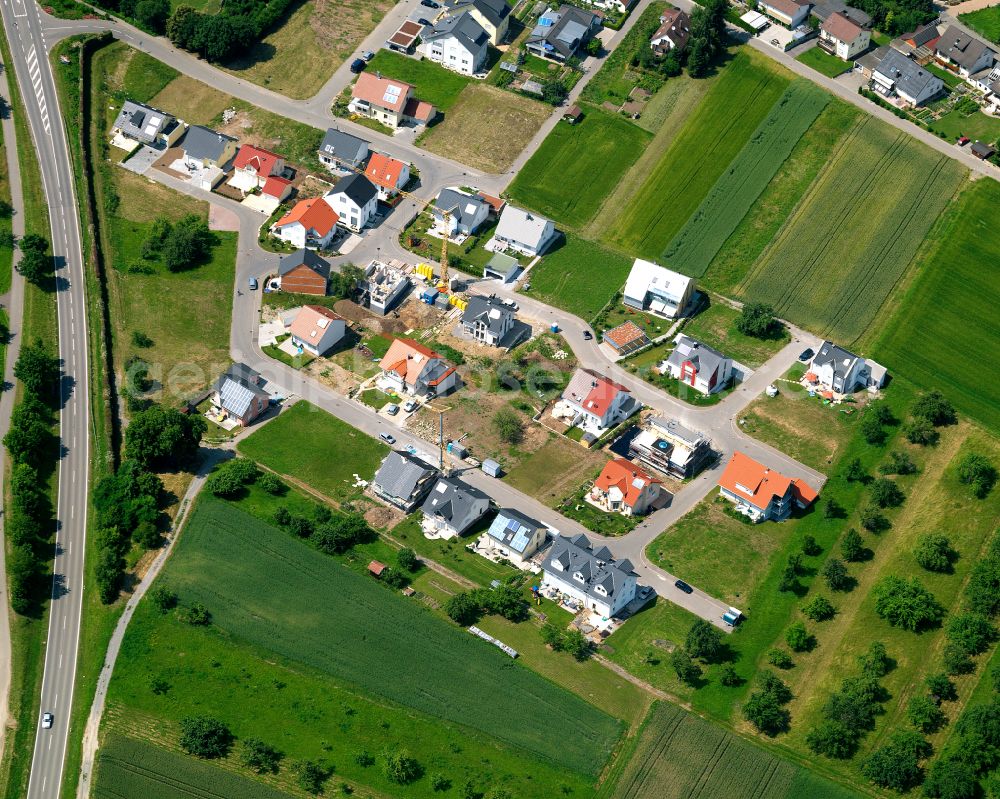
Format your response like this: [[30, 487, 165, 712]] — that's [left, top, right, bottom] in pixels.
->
[[122, 49, 180, 103], [604, 50, 791, 259], [365, 50, 472, 110], [874, 179, 1000, 432], [506, 104, 652, 229], [796, 47, 851, 78], [523, 233, 634, 321], [930, 100, 1000, 143], [237, 401, 389, 503], [959, 6, 1000, 43], [681, 299, 790, 368]]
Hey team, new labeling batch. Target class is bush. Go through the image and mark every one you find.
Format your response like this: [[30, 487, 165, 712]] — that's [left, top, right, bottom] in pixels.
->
[[767, 648, 793, 669], [785, 621, 813, 652], [857, 641, 891, 679], [720, 665, 741, 686], [671, 648, 702, 685], [880, 450, 916, 475], [492, 408, 524, 444], [957, 452, 998, 499], [150, 585, 178, 613], [446, 592, 480, 626], [844, 457, 867, 482], [860, 412, 887, 446], [905, 417, 939, 445], [257, 472, 286, 495], [923, 756, 977, 799], [914, 533, 955, 573], [397, 547, 419, 572], [872, 575, 944, 631], [124, 404, 206, 469], [132, 330, 154, 348], [383, 749, 422, 784], [431, 773, 452, 792], [822, 559, 851, 591], [293, 760, 329, 795], [802, 533, 822, 555], [179, 716, 232, 758], [240, 738, 281, 773], [869, 477, 904, 508], [806, 719, 858, 759], [860, 505, 889, 533], [742, 673, 791, 736], [802, 595, 835, 622], [926, 672, 958, 703], [840, 528, 865, 562], [947, 612, 996, 656], [179, 602, 211, 625], [907, 694, 947, 733]]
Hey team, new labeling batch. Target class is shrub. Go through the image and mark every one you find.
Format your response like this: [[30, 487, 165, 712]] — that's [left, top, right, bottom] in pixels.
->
[[926, 673, 958, 703], [802, 595, 835, 622], [857, 641, 891, 679], [785, 621, 813, 652], [914, 533, 955, 572], [860, 413, 887, 445], [431, 773, 451, 792], [912, 390, 956, 427], [947, 612, 996, 656], [734, 302, 778, 338], [767, 648, 793, 669], [397, 547, 419, 572], [802, 533, 822, 555], [240, 738, 281, 773], [806, 719, 858, 759], [880, 450, 916, 475], [742, 673, 791, 736], [943, 642, 974, 676], [132, 331, 153, 348], [149, 585, 178, 613], [492, 408, 524, 444], [860, 730, 930, 791], [957, 452, 998, 499], [671, 649, 702, 685], [860, 505, 889, 533], [293, 760, 328, 794], [905, 417, 939, 445], [179, 602, 211, 625], [383, 749, 422, 784], [844, 457, 867, 482], [720, 665, 741, 686], [872, 576, 944, 631], [923, 756, 977, 799], [179, 716, 232, 758], [445, 592, 480, 626]]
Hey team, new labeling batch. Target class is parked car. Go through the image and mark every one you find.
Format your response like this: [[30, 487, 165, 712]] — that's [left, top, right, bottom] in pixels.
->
[[386, 403, 400, 416], [361, 50, 375, 61], [42, 712, 53, 729], [248, 276, 258, 291], [674, 579, 693, 594], [379, 432, 396, 444], [582, 330, 593, 340], [798, 347, 814, 362], [420, 0, 440, 7], [958, 135, 970, 146], [350, 58, 367, 74], [403, 399, 418, 413], [417, 17, 431, 25]]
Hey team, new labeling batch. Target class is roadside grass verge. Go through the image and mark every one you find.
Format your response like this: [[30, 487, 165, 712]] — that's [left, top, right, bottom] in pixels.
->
[[506, 103, 652, 228]]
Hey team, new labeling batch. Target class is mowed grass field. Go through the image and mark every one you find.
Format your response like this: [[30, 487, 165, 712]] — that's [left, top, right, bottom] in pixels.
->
[[603, 50, 791, 259], [156, 499, 622, 779], [506, 104, 652, 228], [874, 179, 1000, 432], [959, 6, 1000, 42], [736, 116, 966, 343], [598, 703, 862, 799], [420, 83, 552, 173], [237, 401, 389, 502]]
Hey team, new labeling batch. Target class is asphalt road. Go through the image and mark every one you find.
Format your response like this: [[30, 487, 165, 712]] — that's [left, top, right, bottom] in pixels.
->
[[0, 2, 91, 797]]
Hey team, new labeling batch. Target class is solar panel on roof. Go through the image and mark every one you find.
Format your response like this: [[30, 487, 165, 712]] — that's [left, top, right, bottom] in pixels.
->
[[219, 379, 254, 417], [510, 530, 530, 552], [383, 85, 402, 104]]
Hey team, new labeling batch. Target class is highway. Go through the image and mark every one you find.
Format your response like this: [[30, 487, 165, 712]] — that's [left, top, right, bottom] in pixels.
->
[[0, 0, 91, 797]]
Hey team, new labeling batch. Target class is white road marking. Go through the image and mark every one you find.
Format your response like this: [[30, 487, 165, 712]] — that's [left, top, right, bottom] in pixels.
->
[[12, 0, 27, 17]]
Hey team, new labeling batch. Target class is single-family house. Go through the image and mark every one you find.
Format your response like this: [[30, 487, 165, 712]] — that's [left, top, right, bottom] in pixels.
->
[[278, 249, 331, 295], [717, 451, 818, 522], [110, 100, 182, 147], [211, 363, 270, 427], [317, 127, 370, 172], [872, 47, 944, 104], [421, 12, 490, 75], [181, 125, 237, 168], [559, 367, 637, 433], [810, 0, 871, 26], [493, 205, 557, 256], [364, 153, 410, 201], [661, 335, 733, 395], [483, 507, 549, 565], [526, 4, 601, 62], [602, 321, 651, 356], [758, 0, 811, 27], [590, 458, 662, 516], [325, 173, 379, 232], [444, 0, 512, 44], [421, 477, 491, 538], [379, 338, 458, 397], [348, 72, 436, 129], [936, 25, 996, 78], [370, 450, 439, 511], [230, 145, 285, 193], [628, 416, 713, 479], [433, 187, 491, 236], [651, 8, 691, 54], [819, 12, 870, 60], [622, 258, 695, 319], [271, 197, 340, 249], [289, 305, 345, 356], [461, 294, 515, 346], [541, 534, 638, 617], [809, 340, 887, 393]]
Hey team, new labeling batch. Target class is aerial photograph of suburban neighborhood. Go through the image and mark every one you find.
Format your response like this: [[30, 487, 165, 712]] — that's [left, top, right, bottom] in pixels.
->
[[0, 0, 996, 795]]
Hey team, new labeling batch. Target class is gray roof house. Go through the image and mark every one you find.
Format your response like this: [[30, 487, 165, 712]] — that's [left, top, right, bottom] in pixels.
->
[[493, 205, 557, 257], [332, 172, 378, 207], [370, 450, 439, 511], [181, 125, 237, 166], [421, 477, 492, 538], [422, 12, 491, 74], [936, 25, 996, 77], [810, 340, 887, 393], [111, 100, 179, 145], [433, 188, 491, 235], [317, 127, 370, 171], [526, 4, 601, 62], [485, 508, 549, 562], [662, 335, 733, 396], [461, 294, 515, 347], [871, 47, 944, 105], [211, 363, 270, 426], [445, 0, 512, 43], [541, 534, 638, 617]]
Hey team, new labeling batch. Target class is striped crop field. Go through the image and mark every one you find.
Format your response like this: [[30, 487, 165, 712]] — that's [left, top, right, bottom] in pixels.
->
[[736, 116, 966, 343], [600, 703, 862, 799], [603, 50, 790, 259], [661, 80, 828, 277]]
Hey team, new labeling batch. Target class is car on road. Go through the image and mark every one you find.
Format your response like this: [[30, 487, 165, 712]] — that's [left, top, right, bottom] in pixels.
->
[[248, 276, 258, 291], [420, 0, 440, 7], [386, 403, 400, 416], [379, 432, 396, 444], [674, 579, 693, 594], [361, 50, 375, 61], [403, 399, 418, 413], [350, 58, 367, 74], [770, 38, 780, 46], [582, 330, 593, 340], [798, 347, 814, 362], [42, 712, 53, 729]]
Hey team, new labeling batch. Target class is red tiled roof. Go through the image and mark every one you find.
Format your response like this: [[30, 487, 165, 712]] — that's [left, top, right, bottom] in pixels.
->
[[365, 152, 407, 191], [595, 458, 661, 508], [717, 452, 818, 512], [476, 192, 506, 214], [379, 337, 447, 385], [403, 97, 435, 122], [352, 71, 413, 111], [564, 368, 630, 419], [233, 145, 283, 176], [261, 175, 292, 198], [274, 197, 339, 237]]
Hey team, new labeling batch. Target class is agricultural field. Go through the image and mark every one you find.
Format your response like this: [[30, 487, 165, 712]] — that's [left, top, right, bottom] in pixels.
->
[[599, 703, 862, 799], [365, 50, 472, 110], [959, 6, 1000, 42], [153, 499, 622, 779], [700, 101, 861, 295], [506, 105, 652, 228], [222, 0, 395, 99], [736, 117, 966, 344], [680, 300, 790, 369], [662, 80, 829, 278], [874, 179, 1000, 432], [523, 233, 633, 321], [237, 401, 389, 503], [603, 51, 791, 259], [419, 83, 551, 173]]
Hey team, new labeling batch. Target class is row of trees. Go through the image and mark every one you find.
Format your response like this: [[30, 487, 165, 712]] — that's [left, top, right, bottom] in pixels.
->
[[273, 501, 377, 557], [445, 582, 529, 627], [167, 0, 296, 62], [3, 341, 61, 614]]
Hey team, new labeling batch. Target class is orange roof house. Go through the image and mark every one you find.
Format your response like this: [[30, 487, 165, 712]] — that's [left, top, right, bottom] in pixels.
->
[[233, 145, 284, 178], [365, 152, 410, 197], [592, 458, 662, 516], [717, 451, 818, 522], [288, 305, 345, 356], [349, 73, 435, 129], [272, 197, 339, 248], [378, 338, 458, 397]]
